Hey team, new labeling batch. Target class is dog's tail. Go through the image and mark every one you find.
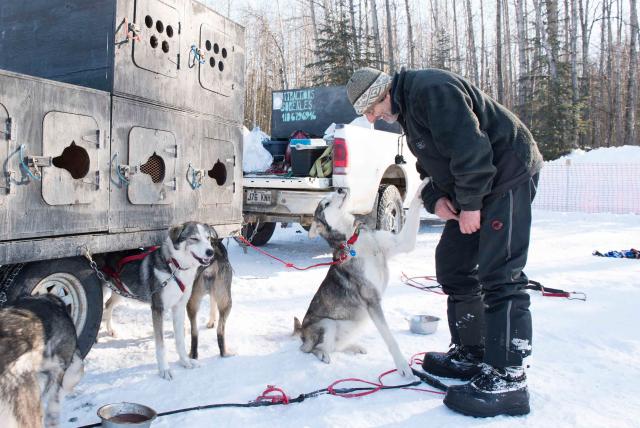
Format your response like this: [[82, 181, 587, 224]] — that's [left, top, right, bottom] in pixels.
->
[[292, 317, 303, 336]]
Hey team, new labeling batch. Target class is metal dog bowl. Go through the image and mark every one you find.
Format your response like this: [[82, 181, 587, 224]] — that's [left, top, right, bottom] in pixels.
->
[[97, 402, 157, 428], [409, 315, 440, 335]]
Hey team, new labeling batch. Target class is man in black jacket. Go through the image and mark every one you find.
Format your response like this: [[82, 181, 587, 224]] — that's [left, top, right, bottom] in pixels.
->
[[347, 67, 543, 418]]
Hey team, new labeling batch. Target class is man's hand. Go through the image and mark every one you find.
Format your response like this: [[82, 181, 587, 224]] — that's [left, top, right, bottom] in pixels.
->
[[459, 210, 481, 234], [434, 197, 459, 221]]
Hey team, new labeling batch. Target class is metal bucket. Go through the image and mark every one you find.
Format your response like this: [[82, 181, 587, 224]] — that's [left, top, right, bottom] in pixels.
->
[[409, 315, 440, 335], [97, 402, 157, 428]]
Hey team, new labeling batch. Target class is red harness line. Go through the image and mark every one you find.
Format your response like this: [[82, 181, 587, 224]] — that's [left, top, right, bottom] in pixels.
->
[[401, 272, 446, 295], [257, 352, 445, 405], [101, 246, 188, 294], [236, 229, 359, 271]]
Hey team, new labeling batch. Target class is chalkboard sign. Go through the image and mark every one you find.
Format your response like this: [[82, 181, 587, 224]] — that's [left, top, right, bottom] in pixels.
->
[[270, 85, 401, 140]]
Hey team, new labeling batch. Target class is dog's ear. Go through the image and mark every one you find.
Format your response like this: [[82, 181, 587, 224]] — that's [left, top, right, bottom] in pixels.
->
[[169, 223, 185, 247], [307, 221, 323, 239], [293, 317, 302, 334], [293, 317, 302, 336], [207, 224, 218, 241]]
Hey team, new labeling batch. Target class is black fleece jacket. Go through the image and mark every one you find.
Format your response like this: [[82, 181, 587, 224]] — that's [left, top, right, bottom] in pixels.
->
[[391, 69, 543, 213]]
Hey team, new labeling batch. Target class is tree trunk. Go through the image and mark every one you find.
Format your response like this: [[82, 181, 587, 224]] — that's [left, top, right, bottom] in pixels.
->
[[404, 0, 415, 68], [464, 0, 479, 85], [496, 0, 504, 102], [310, 0, 321, 64], [624, 0, 638, 145], [480, 0, 487, 89], [570, 0, 580, 148], [370, 0, 384, 69], [452, 1, 460, 73], [384, 0, 395, 73], [349, 0, 360, 63], [546, 0, 560, 81], [515, 0, 528, 118]]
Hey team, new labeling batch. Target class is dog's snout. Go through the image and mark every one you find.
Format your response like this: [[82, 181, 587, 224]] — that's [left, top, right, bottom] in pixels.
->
[[206, 248, 214, 257]]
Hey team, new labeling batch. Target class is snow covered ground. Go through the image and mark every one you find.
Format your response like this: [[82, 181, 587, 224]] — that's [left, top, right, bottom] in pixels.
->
[[62, 209, 640, 428]]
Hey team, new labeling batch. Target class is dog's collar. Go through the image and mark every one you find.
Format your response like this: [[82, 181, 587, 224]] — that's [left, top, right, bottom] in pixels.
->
[[336, 226, 360, 262], [166, 258, 188, 292]]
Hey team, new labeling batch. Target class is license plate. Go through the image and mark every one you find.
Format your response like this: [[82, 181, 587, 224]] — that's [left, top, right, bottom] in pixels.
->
[[246, 189, 272, 205]]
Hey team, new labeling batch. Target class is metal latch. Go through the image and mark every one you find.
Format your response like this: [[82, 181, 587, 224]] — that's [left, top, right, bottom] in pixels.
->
[[0, 118, 15, 141], [82, 129, 101, 148]]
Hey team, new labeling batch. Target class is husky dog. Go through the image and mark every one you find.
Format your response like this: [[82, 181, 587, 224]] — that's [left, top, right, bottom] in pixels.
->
[[294, 179, 429, 378], [0, 294, 84, 428], [99, 222, 214, 380], [187, 239, 233, 359]]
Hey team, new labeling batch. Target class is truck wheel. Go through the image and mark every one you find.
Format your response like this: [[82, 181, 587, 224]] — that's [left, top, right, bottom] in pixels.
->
[[6, 257, 103, 358], [376, 184, 404, 233], [241, 222, 277, 246]]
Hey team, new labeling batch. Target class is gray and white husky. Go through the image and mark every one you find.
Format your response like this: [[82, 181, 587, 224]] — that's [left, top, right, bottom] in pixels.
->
[[294, 179, 428, 378], [99, 222, 214, 380], [0, 294, 84, 428]]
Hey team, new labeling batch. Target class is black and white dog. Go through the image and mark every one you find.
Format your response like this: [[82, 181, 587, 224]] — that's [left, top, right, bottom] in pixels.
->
[[187, 239, 233, 359], [0, 294, 84, 428], [294, 179, 428, 378], [99, 222, 215, 380]]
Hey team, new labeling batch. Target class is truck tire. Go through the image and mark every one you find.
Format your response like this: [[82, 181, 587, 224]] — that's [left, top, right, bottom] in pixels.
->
[[6, 257, 103, 358], [241, 222, 277, 246], [376, 184, 404, 233]]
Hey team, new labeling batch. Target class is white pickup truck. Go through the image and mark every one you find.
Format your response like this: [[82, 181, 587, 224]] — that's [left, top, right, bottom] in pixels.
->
[[242, 122, 420, 246]]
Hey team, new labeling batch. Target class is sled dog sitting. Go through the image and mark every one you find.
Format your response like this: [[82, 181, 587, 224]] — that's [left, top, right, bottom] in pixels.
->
[[99, 222, 215, 380], [187, 238, 233, 359], [294, 179, 429, 378], [0, 294, 84, 428]]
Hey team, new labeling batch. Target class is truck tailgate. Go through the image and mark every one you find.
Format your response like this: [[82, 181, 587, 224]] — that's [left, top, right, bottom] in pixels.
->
[[243, 175, 331, 190]]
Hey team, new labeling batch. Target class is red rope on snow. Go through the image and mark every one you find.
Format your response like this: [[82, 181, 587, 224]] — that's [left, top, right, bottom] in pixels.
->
[[236, 235, 347, 271], [401, 272, 446, 295], [255, 385, 290, 404]]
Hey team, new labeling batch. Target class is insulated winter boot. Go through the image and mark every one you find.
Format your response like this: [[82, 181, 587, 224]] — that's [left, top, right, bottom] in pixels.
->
[[421, 344, 483, 380], [443, 364, 530, 417]]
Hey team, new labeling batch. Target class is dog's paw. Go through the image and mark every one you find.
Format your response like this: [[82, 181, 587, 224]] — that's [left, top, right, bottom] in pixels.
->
[[345, 344, 367, 354], [106, 328, 118, 338], [396, 362, 415, 380], [220, 349, 236, 357], [312, 349, 331, 364], [180, 358, 201, 369], [206, 320, 216, 329], [158, 368, 173, 380]]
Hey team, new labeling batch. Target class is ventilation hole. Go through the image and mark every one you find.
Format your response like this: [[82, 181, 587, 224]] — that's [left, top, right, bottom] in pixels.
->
[[166, 25, 174, 38], [162, 41, 169, 53], [218, 61, 224, 72], [221, 47, 227, 58], [140, 153, 165, 183], [52, 141, 90, 179], [205, 40, 211, 51], [209, 57, 215, 68], [156, 20, 164, 33], [208, 160, 227, 186], [150, 35, 158, 48], [145, 15, 153, 28], [213, 43, 219, 54]]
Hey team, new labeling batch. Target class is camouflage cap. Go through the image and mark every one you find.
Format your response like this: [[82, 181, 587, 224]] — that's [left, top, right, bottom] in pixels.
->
[[346, 67, 392, 115]]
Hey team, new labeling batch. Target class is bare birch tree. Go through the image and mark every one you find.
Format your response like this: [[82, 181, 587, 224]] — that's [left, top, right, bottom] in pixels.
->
[[624, 0, 638, 145]]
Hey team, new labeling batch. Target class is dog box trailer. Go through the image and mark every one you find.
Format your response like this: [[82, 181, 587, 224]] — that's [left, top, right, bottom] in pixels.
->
[[241, 85, 421, 246], [0, 0, 244, 357]]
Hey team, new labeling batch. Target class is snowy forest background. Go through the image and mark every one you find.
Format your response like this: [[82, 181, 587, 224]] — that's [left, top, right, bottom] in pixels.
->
[[203, 0, 640, 161]]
